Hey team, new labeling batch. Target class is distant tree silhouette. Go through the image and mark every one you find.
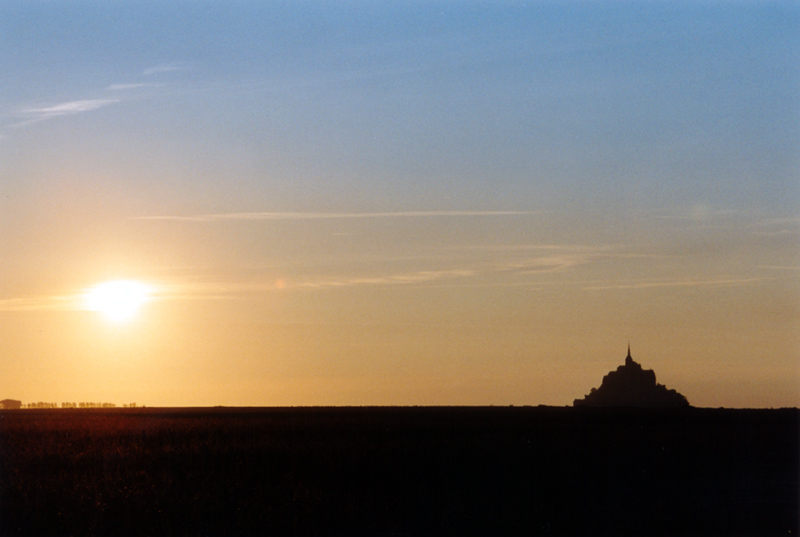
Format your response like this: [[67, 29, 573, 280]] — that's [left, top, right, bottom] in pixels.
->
[[25, 402, 58, 409], [574, 346, 689, 407]]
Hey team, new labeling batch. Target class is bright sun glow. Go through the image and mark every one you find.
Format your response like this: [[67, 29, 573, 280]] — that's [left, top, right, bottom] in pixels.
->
[[83, 280, 152, 322]]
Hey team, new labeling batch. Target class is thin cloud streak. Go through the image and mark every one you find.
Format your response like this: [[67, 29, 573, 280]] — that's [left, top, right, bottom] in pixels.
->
[[4, 262, 766, 310], [128, 247, 617, 297], [135, 211, 534, 222], [756, 216, 800, 227], [160, 269, 478, 297], [497, 254, 593, 275], [0, 283, 175, 312], [583, 277, 767, 291], [22, 99, 118, 118], [12, 99, 119, 128], [143, 62, 192, 76], [487, 248, 667, 276], [453, 243, 608, 252], [652, 205, 737, 222], [758, 265, 800, 271], [0, 295, 77, 312], [107, 83, 162, 91], [451, 244, 670, 261], [0, 250, 593, 310], [169, 254, 596, 296], [0, 271, 474, 310], [295, 269, 476, 289], [751, 229, 799, 237], [750, 216, 800, 236]]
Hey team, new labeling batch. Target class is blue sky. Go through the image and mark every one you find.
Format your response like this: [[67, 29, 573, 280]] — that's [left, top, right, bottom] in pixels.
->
[[3, 1, 796, 212]]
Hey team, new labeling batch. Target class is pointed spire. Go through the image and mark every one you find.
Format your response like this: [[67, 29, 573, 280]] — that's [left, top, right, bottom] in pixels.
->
[[625, 342, 633, 365]]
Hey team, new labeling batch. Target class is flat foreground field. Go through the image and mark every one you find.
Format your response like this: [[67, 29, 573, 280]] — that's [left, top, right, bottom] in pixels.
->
[[1, 406, 797, 536]]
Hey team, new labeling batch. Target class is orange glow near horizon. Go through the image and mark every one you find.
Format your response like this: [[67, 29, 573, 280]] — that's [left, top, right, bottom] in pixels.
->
[[1, 3, 797, 409]]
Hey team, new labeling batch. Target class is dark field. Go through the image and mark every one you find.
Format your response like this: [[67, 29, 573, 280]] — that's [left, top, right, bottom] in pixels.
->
[[0, 407, 797, 536]]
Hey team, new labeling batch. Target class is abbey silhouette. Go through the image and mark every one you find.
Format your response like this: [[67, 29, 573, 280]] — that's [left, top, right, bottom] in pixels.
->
[[574, 345, 689, 407]]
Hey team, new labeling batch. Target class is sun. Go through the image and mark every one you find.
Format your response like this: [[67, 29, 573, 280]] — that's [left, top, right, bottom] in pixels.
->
[[83, 280, 153, 323]]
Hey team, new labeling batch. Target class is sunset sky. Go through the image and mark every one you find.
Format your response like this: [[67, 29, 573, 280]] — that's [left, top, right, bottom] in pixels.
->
[[1, 1, 797, 408]]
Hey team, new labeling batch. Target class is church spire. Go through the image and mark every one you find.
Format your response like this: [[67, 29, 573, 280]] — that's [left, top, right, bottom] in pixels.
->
[[626, 342, 633, 365]]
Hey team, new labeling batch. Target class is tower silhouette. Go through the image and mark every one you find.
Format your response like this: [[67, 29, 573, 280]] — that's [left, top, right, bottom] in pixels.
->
[[573, 345, 689, 407]]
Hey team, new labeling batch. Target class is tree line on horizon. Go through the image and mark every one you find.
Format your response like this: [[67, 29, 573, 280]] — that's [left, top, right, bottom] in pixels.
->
[[0, 400, 138, 409]]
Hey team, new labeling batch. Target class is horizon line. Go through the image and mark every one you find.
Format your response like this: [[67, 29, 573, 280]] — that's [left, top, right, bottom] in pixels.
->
[[4, 404, 797, 410]]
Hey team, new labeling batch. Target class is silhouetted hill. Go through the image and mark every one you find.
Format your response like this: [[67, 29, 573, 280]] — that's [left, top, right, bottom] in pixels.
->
[[574, 347, 689, 407]]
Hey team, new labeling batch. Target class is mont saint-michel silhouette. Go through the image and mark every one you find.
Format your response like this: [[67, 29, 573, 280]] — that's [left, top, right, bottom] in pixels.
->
[[574, 345, 690, 407], [2, 347, 797, 537]]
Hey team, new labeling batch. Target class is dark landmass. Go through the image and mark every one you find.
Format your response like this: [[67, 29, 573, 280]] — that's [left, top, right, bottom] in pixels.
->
[[0, 398, 21, 409], [0, 406, 796, 536], [574, 348, 690, 408]]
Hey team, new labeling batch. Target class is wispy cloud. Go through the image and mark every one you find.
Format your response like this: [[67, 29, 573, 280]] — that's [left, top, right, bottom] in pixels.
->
[[135, 210, 533, 222], [175, 253, 596, 296], [152, 269, 478, 297], [467, 245, 667, 277], [0, 295, 76, 312], [583, 277, 766, 291], [452, 243, 669, 259], [0, 282, 179, 312], [757, 216, 800, 227], [751, 228, 800, 237], [186, 251, 609, 294], [13, 98, 119, 127], [750, 216, 800, 236], [758, 265, 800, 271], [106, 83, 162, 91], [652, 205, 737, 224], [143, 62, 191, 76], [294, 269, 476, 289], [0, 269, 477, 310], [22, 99, 118, 117], [497, 254, 594, 275], [453, 243, 607, 252]]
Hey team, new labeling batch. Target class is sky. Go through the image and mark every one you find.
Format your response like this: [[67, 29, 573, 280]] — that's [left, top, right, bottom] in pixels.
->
[[1, 1, 798, 408]]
